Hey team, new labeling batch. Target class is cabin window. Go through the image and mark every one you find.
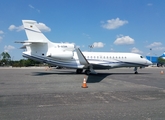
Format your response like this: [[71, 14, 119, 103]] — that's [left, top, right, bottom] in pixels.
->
[[140, 56, 143, 58], [42, 53, 44, 56]]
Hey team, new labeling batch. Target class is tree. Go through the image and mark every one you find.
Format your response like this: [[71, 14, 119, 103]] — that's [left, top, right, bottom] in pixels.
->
[[1, 52, 11, 60], [157, 57, 165, 67], [0, 52, 11, 66], [0, 52, 42, 67], [11, 59, 42, 67]]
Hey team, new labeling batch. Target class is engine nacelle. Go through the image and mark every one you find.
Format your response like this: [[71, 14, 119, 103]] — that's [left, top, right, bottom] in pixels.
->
[[47, 51, 73, 59]]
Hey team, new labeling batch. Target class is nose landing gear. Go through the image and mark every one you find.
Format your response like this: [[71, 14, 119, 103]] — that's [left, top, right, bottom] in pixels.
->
[[134, 67, 138, 74]]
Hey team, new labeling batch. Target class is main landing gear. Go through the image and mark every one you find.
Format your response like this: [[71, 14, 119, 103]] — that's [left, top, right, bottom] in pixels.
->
[[76, 69, 97, 75], [76, 69, 83, 74], [76, 69, 91, 75]]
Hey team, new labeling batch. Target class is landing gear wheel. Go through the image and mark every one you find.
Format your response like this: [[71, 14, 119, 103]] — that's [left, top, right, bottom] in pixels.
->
[[85, 70, 90, 75], [76, 69, 83, 74], [134, 71, 138, 74]]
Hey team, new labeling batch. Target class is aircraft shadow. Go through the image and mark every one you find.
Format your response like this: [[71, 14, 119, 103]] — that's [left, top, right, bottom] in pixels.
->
[[97, 72, 151, 75], [86, 74, 110, 83], [32, 70, 151, 83], [32, 71, 109, 83], [32, 71, 76, 76], [86, 72, 151, 83]]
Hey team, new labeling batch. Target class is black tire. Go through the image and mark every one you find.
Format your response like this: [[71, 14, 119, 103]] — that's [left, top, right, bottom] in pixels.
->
[[85, 70, 90, 75], [76, 69, 83, 74]]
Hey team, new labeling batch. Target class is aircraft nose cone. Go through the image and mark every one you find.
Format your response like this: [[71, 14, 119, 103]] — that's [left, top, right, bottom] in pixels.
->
[[147, 60, 152, 65]]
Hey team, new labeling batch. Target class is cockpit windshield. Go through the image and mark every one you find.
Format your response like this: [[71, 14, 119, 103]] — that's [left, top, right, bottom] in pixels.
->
[[140, 56, 143, 58]]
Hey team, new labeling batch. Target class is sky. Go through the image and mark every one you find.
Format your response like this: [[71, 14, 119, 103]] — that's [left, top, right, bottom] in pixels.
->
[[0, 0, 165, 60]]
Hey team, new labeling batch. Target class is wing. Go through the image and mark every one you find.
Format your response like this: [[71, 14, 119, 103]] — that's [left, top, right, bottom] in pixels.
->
[[75, 48, 89, 68], [75, 48, 112, 69], [75, 48, 96, 73]]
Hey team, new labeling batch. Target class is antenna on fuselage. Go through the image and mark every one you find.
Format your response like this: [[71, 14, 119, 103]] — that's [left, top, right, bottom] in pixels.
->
[[88, 45, 93, 52]]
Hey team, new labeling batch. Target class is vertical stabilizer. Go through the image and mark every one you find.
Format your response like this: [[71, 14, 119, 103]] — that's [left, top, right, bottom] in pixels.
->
[[22, 20, 50, 42]]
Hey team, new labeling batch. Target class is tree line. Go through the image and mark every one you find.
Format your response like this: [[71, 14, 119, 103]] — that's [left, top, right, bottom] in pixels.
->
[[0, 52, 42, 67]]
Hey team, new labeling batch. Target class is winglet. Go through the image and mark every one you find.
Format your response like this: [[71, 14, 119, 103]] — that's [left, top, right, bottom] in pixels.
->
[[75, 48, 89, 66]]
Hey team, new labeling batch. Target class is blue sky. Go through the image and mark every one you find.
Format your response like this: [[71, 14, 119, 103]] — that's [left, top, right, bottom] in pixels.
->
[[0, 0, 165, 60]]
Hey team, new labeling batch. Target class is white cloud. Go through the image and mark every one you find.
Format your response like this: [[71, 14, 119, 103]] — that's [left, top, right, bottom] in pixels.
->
[[0, 36, 3, 42], [76, 45, 80, 48], [114, 35, 134, 45], [131, 47, 143, 54], [146, 42, 165, 52], [29, 4, 40, 13], [8, 25, 24, 32], [29, 4, 35, 9], [0, 30, 4, 42], [147, 3, 153, 6], [35, 23, 51, 32], [0, 30, 4, 34], [146, 42, 162, 48], [4, 45, 15, 52], [109, 45, 114, 51], [92, 42, 105, 48], [82, 33, 91, 39], [152, 47, 165, 51], [37, 9, 40, 13], [102, 18, 128, 30]]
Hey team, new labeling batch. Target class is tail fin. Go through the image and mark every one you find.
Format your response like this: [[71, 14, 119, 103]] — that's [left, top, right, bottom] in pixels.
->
[[22, 20, 50, 42]]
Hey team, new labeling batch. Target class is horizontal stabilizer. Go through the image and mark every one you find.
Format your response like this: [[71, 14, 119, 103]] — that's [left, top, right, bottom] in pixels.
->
[[15, 40, 47, 43], [20, 45, 26, 49]]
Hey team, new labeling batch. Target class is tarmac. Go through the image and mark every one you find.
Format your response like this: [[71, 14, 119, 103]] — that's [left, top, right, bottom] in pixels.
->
[[0, 67, 165, 120]]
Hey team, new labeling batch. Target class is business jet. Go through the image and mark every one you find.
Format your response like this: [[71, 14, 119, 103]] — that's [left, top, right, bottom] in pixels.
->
[[16, 20, 152, 75]]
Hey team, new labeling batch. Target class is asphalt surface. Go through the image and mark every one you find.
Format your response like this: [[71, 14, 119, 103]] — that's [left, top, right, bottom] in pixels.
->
[[0, 67, 165, 120]]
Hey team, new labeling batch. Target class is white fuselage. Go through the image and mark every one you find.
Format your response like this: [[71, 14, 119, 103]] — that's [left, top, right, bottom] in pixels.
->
[[23, 45, 152, 70]]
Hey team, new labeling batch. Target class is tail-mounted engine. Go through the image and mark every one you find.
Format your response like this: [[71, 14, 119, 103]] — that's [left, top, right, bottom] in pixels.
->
[[47, 50, 73, 59], [47, 44, 75, 59]]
